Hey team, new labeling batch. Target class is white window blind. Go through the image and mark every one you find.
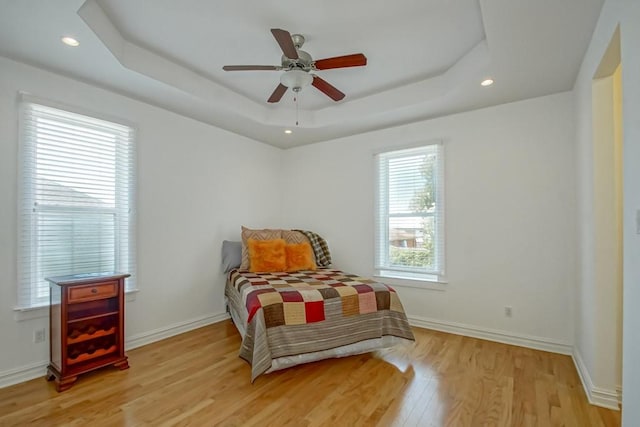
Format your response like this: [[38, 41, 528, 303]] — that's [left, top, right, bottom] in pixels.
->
[[375, 143, 445, 281], [18, 99, 136, 308]]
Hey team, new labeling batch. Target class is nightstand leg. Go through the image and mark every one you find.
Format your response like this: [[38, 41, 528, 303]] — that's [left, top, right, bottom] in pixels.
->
[[47, 365, 78, 392], [56, 376, 77, 392], [114, 358, 130, 370], [45, 367, 56, 382]]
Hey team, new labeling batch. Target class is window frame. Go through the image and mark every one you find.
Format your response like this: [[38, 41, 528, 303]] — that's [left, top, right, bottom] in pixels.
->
[[16, 94, 137, 309], [374, 141, 446, 283]]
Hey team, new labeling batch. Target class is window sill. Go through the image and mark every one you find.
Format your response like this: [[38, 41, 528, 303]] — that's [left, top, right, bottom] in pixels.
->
[[13, 304, 48, 321], [374, 274, 447, 291], [13, 288, 139, 321]]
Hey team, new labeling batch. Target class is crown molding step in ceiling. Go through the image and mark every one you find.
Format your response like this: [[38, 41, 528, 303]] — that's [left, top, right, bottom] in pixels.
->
[[0, 0, 604, 148]]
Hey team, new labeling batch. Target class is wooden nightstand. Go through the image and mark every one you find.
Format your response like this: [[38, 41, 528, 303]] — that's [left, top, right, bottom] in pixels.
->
[[45, 272, 130, 391]]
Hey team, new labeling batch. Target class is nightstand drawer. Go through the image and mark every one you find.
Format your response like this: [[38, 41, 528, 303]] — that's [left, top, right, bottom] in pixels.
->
[[67, 281, 118, 303]]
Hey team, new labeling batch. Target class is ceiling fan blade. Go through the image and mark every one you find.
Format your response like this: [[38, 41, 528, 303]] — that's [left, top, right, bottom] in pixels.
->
[[268, 84, 288, 103], [314, 53, 367, 70], [312, 76, 345, 101], [223, 65, 280, 71], [271, 28, 298, 60]]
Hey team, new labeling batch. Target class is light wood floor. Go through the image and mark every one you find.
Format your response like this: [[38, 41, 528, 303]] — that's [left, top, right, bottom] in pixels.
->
[[0, 321, 620, 426]]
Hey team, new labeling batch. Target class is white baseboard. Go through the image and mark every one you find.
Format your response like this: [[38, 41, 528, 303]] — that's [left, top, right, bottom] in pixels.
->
[[408, 315, 622, 410], [408, 315, 573, 355], [0, 311, 230, 390], [0, 360, 49, 390], [125, 312, 229, 350], [571, 349, 620, 410], [616, 385, 622, 404]]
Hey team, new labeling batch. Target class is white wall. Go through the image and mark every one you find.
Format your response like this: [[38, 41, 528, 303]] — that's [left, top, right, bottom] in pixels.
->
[[281, 92, 576, 348], [574, 0, 640, 422], [0, 57, 282, 384]]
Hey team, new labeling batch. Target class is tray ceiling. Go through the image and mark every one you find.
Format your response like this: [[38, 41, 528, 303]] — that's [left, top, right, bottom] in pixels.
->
[[0, 0, 603, 148]]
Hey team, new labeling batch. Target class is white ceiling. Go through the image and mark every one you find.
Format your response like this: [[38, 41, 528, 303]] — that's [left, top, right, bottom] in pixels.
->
[[0, 0, 603, 149]]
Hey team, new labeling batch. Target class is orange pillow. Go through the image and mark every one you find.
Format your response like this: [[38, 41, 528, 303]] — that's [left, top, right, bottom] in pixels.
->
[[240, 226, 282, 271], [248, 238, 286, 272], [285, 242, 317, 272]]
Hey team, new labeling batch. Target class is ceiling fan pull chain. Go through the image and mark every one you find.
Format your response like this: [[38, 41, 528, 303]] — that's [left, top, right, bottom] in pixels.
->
[[295, 94, 299, 126]]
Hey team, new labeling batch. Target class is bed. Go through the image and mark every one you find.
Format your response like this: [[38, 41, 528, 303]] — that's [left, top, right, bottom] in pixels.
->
[[225, 267, 415, 381]]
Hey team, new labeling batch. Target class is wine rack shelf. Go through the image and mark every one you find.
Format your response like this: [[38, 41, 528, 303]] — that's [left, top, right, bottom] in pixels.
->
[[67, 311, 119, 324], [67, 326, 117, 345], [68, 345, 117, 365]]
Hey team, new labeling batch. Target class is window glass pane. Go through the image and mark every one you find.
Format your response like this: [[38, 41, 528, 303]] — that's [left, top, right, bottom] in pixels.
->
[[388, 154, 426, 214], [36, 210, 117, 298], [35, 116, 117, 207], [388, 216, 434, 269]]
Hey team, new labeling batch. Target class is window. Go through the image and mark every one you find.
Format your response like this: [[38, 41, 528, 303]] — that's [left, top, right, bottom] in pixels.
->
[[18, 98, 136, 308], [375, 143, 445, 282]]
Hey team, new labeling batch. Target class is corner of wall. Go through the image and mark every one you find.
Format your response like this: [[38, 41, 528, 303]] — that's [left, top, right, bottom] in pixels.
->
[[571, 346, 621, 410]]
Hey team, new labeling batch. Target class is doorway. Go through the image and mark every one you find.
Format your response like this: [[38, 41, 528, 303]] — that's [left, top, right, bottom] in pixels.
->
[[591, 25, 623, 404]]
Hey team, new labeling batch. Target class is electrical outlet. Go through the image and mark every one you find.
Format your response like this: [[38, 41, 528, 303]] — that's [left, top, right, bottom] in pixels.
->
[[33, 328, 45, 343], [504, 306, 513, 317]]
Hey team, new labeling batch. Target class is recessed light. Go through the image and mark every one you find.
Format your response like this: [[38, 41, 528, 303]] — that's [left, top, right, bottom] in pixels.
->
[[481, 78, 494, 87], [61, 36, 80, 47], [284, 129, 293, 134]]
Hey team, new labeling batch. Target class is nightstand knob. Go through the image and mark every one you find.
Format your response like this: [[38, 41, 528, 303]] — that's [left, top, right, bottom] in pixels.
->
[[91, 288, 98, 294]]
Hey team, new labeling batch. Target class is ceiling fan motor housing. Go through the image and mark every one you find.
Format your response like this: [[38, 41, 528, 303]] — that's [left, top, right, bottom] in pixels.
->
[[282, 50, 313, 71]]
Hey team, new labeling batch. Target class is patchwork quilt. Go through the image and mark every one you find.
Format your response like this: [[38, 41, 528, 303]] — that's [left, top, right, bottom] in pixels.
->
[[226, 268, 415, 380], [231, 269, 406, 327]]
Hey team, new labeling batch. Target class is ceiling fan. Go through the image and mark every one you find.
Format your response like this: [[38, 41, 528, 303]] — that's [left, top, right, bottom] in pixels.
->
[[222, 28, 367, 103]]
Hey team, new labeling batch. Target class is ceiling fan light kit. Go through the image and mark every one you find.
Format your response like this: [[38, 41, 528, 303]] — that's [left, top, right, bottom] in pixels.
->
[[223, 28, 367, 103], [280, 69, 313, 91]]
